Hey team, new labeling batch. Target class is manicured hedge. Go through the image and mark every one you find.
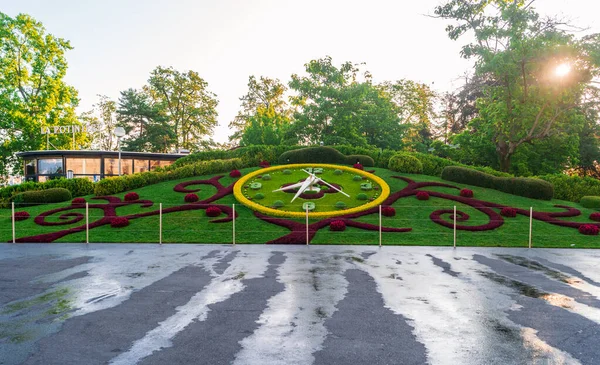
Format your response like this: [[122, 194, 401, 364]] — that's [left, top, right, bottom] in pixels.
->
[[538, 175, 600, 203], [388, 153, 423, 174], [94, 158, 245, 196], [442, 166, 554, 200], [580, 196, 600, 209], [12, 188, 72, 207], [171, 145, 306, 168], [1, 178, 94, 208], [277, 146, 374, 166]]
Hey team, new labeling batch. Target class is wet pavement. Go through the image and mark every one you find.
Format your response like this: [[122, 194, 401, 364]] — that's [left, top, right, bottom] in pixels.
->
[[1, 244, 600, 365]]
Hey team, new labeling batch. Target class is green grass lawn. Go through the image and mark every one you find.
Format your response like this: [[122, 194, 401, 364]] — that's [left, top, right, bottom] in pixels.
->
[[1, 166, 599, 248]]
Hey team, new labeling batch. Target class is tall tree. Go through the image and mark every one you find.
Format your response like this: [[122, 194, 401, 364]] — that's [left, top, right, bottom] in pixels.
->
[[147, 66, 218, 150], [0, 12, 81, 179], [435, 0, 600, 171], [229, 75, 291, 144], [80, 95, 119, 151]]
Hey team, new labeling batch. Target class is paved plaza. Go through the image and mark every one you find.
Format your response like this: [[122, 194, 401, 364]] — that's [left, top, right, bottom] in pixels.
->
[[1, 244, 600, 364]]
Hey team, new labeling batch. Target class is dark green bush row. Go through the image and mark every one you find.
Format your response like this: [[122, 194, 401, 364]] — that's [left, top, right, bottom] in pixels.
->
[[1, 178, 94, 208], [94, 158, 245, 196], [388, 153, 423, 174], [580, 196, 600, 209], [442, 166, 554, 200], [537, 175, 600, 203], [13, 188, 72, 207], [171, 145, 306, 168], [277, 147, 375, 166]]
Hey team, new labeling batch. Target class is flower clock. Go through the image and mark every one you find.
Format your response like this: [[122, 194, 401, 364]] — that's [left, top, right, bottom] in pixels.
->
[[233, 164, 390, 218]]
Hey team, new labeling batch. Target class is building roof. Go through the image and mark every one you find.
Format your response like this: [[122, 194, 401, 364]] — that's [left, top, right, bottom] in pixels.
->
[[16, 150, 186, 160]]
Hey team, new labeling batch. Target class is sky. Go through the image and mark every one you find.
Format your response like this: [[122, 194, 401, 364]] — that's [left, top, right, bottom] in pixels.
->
[[3, 0, 599, 143]]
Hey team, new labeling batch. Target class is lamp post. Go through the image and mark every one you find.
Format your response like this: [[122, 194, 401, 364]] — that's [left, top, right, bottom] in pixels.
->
[[114, 127, 125, 176]]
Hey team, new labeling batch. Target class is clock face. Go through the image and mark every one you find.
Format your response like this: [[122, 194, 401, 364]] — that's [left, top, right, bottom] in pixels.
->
[[233, 164, 390, 218]]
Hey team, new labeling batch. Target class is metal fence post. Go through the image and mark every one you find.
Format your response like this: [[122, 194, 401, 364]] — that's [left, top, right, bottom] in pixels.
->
[[159, 203, 163, 245], [306, 206, 309, 245], [529, 207, 533, 249], [453, 205, 457, 248], [232, 204, 236, 245], [379, 205, 382, 247], [86, 202, 89, 244], [11, 202, 15, 244]]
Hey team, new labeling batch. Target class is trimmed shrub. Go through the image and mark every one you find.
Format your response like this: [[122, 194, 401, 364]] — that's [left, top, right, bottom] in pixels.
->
[[580, 196, 600, 209], [538, 175, 600, 203], [1, 178, 94, 208], [330, 220, 346, 231], [110, 217, 129, 228], [272, 200, 284, 208], [262, 174, 272, 181], [442, 166, 553, 200], [206, 206, 222, 217], [352, 175, 363, 181], [282, 169, 292, 175], [501, 207, 517, 217], [335, 201, 347, 209], [353, 163, 364, 170], [13, 211, 30, 221], [72, 197, 86, 205], [579, 224, 599, 236], [12, 188, 72, 207], [259, 160, 270, 168], [229, 169, 241, 178], [411, 152, 512, 178], [416, 191, 429, 201], [460, 189, 474, 198], [356, 193, 368, 200], [185, 193, 199, 203], [388, 153, 423, 174], [278, 146, 374, 166], [254, 193, 265, 200], [382, 206, 396, 217], [589, 213, 600, 222], [124, 192, 139, 201], [333, 169, 343, 175]]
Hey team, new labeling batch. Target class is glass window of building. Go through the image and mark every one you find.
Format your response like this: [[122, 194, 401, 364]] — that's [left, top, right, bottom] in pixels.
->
[[134, 159, 150, 173], [38, 158, 63, 175], [66, 158, 101, 176], [104, 158, 133, 175], [150, 160, 173, 170], [24, 159, 36, 176]]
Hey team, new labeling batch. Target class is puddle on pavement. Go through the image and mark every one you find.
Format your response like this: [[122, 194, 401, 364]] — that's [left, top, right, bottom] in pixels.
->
[[495, 255, 572, 283], [477, 270, 548, 298]]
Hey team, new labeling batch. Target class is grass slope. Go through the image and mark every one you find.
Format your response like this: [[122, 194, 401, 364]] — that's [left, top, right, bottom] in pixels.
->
[[1, 167, 598, 248]]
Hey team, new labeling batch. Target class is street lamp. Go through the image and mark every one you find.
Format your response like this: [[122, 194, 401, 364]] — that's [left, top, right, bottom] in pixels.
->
[[114, 127, 126, 176]]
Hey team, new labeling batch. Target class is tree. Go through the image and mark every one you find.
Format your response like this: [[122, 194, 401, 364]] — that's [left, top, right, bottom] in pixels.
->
[[288, 56, 404, 149], [229, 75, 291, 144], [0, 12, 82, 179], [435, 0, 600, 171], [147, 66, 218, 151], [80, 95, 119, 151]]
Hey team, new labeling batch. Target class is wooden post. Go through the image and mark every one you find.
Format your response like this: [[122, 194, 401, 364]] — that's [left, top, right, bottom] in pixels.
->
[[11, 202, 15, 244], [86, 202, 89, 244], [159, 203, 163, 245], [529, 207, 533, 249], [379, 205, 382, 247], [232, 204, 236, 245], [453, 206, 457, 248], [306, 206, 309, 245]]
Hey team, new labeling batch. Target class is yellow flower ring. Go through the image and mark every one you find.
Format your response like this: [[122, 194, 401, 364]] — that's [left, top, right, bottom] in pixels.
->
[[233, 163, 390, 218]]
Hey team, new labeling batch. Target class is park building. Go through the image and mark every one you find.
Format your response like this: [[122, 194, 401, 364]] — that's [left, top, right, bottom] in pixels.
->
[[16, 150, 186, 183]]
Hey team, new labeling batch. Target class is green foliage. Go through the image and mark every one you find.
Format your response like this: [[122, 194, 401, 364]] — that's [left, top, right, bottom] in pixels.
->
[[94, 158, 244, 196], [442, 166, 554, 200], [173, 145, 305, 168], [282, 169, 292, 175], [261, 174, 272, 181], [580, 196, 600, 209], [352, 175, 363, 181], [538, 175, 600, 203], [254, 193, 265, 200], [272, 200, 284, 208], [356, 193, 368, 200], [388, 153, 423, 174], [0, 178, 94, 208], [333, 169, 343, 175], [277, 146, 374, 166], [0, 12, 82, 179], [13, 188, 72, 207], [335, 201, 347, 209]]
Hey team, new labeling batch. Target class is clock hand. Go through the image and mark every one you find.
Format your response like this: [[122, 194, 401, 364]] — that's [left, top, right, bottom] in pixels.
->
[[291, 175, 316, 203], [315, 177, 350, 197], [272, 181, 305, 193]]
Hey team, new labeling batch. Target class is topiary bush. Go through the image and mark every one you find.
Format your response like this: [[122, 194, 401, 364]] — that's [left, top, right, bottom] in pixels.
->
[[111, 217, 129, 228], [416, 191, 429, 200], [229, 169, 241, 178], [501, 207, 517, 217], [254, 193, 265, 200], [282, 169, 292, 175], [460, 189, 474, 198], [353, 163, 364, 170], [333, 169, 343, 175], [589, 212, 600, 222], [335, 201, 347, 209], [13, 211, 30, 221], [72, 197, 86, 205], [580, 196, 600, 209], [388, 153, 423, 174], [382, 206, 396, 217], [353, 175, 363, 181], [356, 193, 368, 200], [262, 174, 272, 180], [12, 188, 72, 207], [278, 146, 374, 166], [206, 206, 222, 217], [124, 192, 139, 201], [538, 175, 600, 203], [185, 193, 199, 203], [442, 166, 553, 200], [330, 220, 346, 231], [579, 224, 599, 236], [272, 200, 284, 208]]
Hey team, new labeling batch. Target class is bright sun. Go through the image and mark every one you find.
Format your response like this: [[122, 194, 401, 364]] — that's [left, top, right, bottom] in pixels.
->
[[555, 63, 571, 77]]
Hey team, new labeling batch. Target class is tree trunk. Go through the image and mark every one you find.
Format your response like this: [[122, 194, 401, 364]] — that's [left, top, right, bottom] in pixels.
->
[[499, 154, 511, 172]]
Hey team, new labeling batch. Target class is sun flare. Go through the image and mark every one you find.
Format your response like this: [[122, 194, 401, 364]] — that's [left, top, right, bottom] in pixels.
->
[[555, 63, 571, 77]]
